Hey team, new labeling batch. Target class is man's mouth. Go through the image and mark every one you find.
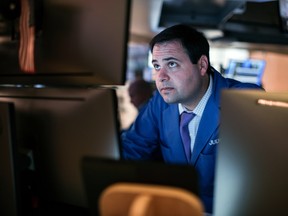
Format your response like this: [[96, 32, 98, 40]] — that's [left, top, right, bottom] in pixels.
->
[[160, 87, 174, 94]]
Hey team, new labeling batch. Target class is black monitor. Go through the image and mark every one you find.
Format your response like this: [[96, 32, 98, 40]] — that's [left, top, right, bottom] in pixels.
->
[[0, 87, 122, 213], [82, 156, 200, 216], [0, 0, 131, 86], [214, 89, 288, 216], [0, 102, 21, 216]]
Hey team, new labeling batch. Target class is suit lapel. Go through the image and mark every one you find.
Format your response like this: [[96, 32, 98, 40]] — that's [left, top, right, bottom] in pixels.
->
[[191, 73, 222, 165]]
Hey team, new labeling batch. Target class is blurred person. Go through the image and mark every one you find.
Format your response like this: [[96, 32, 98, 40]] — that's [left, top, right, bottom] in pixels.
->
[[121, 24, 264, 214], [121, 78, 154, 132], [128, 78, 154, 113]]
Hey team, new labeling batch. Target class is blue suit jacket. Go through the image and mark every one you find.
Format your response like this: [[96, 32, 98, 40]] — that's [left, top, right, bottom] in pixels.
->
[[121, 70, 263, 213]]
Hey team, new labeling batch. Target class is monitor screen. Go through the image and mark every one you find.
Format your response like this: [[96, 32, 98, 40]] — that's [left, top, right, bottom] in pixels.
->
[[214, 89, 288, 216], [0, 0, 131, 86], [224, 59, 266, 86], [0, 87, 122, 211]]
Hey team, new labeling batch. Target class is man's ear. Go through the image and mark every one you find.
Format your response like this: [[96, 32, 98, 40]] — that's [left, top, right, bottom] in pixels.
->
[[198, 55, 209, 75]]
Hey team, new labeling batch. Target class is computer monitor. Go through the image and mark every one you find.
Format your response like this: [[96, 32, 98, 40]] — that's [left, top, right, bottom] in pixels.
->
[[0, 102, 21, 216], [224, 59, 266, 86], [0, 0, 131, 86], [0, 87, 122, 212], [214, 89, 288, 216], [82, 156, 200, 216]]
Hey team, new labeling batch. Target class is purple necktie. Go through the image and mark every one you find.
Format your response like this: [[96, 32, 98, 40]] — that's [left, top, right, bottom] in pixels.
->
[[180, 112, 195, 161]]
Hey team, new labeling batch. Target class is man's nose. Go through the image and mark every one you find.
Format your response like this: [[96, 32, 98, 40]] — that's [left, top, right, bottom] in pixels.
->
[[157, 68, 169, 82]]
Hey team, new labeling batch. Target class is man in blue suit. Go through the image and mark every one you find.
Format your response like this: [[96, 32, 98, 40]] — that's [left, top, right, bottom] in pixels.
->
[[121, 24, 263, 214]]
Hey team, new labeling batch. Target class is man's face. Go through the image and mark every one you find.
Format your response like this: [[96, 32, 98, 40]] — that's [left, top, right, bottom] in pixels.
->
[[151, 40, 207, 110]]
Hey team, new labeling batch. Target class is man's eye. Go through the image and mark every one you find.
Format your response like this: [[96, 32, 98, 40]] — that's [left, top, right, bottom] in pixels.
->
[[168, 62, 177, 68], [153, 64, 161, 70]]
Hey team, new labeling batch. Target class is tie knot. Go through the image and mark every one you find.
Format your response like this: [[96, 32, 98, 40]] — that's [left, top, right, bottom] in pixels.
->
[[180, 112, 195, 126]]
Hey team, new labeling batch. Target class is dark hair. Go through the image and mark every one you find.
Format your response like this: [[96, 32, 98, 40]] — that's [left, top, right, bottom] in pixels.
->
[[149, 24, 211, 73]]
